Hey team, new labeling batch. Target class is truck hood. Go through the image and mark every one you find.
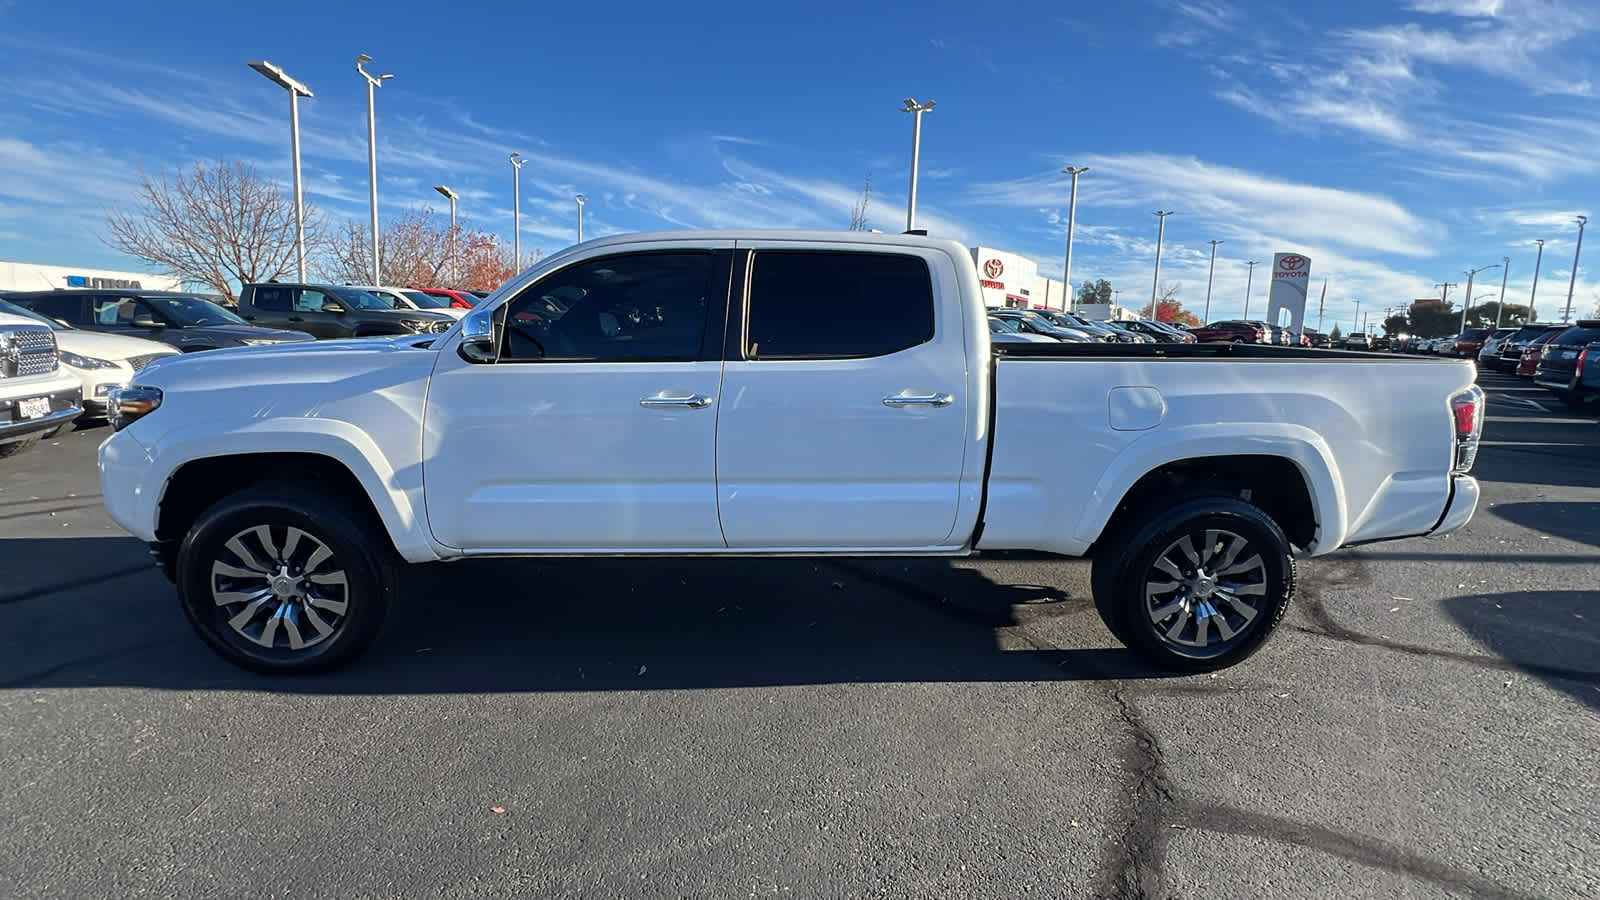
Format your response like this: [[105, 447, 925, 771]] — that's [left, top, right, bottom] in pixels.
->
[[187, 324, 316, 342]]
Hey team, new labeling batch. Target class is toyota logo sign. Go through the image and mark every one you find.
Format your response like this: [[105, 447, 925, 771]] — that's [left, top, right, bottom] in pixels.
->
[[1279, 255, 1307, 271], [984, 258, 1004, 279]]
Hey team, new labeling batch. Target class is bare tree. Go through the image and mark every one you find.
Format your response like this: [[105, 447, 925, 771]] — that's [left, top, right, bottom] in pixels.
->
[[848, 173, 873, 231], [322, 206, 521, 290], [103, 159, 321, 303]]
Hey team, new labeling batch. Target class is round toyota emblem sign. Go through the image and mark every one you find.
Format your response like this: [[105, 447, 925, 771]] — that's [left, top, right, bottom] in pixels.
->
[[984, 258, 1004, 279], [1279, 254, 1307, 271]]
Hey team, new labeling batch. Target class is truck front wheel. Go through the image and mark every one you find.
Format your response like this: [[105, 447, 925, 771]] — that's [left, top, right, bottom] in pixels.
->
[[1092, 497, 1295, 673], [174, 483, 396, 674]]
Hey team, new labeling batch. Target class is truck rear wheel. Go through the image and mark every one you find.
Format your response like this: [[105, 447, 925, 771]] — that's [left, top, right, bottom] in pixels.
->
[[174, 483, 396, 674], [1092, 497, 1295, 673]]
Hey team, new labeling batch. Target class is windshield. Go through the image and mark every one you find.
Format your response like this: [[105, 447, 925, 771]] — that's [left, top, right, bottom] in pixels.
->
[[143, 296, 248, 326], [329, 287, 399, 311], [402, 290, 449, 309], [0, 298, 68, 328]]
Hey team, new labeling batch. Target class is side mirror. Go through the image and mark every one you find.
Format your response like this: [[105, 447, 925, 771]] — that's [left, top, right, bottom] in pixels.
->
[[131, 313, 161, 328], [323, 302, 346, 314], [457, 306, 498, 363]]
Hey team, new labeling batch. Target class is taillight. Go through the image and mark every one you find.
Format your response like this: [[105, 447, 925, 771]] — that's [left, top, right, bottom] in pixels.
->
[[1577, 347, 1589, 379], [1450, 386, 1484, 473]]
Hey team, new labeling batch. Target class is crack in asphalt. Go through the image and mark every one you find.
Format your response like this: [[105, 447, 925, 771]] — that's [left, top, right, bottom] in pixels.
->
[[821, 558, 1544, 900]]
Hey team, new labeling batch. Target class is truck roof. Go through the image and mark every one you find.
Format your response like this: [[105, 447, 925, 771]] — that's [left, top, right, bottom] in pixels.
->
[[565, 228, 973, 256]]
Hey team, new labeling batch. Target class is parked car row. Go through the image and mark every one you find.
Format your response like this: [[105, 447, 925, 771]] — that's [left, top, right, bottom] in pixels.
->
[[1393, 320, 1600, 410], [988, 308, 1198, 344], [0, 283, 485, 459]]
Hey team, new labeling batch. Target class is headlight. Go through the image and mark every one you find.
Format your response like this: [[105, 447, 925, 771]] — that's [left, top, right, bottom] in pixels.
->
[[239, 338, 285, 346], [398, 318, 429, 332], [107, 385, 162, 432], [60, 350, 120, 370]]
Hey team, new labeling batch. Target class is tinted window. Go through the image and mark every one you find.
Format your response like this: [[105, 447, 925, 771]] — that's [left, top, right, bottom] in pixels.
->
[[500, 250, 716, 362], [1553, 326, 1600, 346], [142, 296, 247, 326], [90, 296, 157, 326], [745, 251, 934, 359], [19, 294, 85, 325], [252, 286, 292, 312]]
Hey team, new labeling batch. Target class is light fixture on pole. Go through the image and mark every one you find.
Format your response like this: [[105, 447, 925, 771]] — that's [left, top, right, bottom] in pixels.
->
[[1243, 260, 1259, 319], [901, 98, 936, 232], [509, 153, 527, 270], [1149, 210, 1173, 317], [247, 60, 313, 281], [434, 184, 458, 286], [1494, 257, 1511, 327], [356, 54, 394, 285], [1061, 165, 1088, 311], [1562, 214, 1587, 323], [1529, 238, 1545, 319], [1202, 239, 1223, 324], [1459, 262, 1502, 332], [574, 193, 586, 243]]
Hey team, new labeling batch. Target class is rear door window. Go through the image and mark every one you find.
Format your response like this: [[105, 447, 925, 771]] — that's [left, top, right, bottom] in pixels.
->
[[251, 286, 292, 312], [744, 250, 934, 359], [1552, 326, 1600, 346]]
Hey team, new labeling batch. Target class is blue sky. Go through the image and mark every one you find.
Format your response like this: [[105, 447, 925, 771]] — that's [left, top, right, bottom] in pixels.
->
[[1, 0, 1597, 331]]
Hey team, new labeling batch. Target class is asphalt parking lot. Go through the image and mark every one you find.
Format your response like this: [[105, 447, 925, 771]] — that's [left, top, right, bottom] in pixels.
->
[[2, 371, 1596, 899]]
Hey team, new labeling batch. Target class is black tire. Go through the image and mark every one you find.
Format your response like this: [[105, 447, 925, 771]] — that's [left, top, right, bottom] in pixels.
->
[[174, 482, 397, 674], [1091, 496, 1295, 673], [0, 435, 39, 458]]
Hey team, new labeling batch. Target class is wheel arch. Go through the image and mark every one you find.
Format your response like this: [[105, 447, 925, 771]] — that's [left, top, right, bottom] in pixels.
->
[[146, 427, 445, 570], [1079, 432, 1345, 556]]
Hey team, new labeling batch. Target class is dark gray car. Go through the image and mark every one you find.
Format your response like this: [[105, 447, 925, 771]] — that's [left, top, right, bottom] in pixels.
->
[[1, 290, 314, 351], [237, 282, 457, 339]]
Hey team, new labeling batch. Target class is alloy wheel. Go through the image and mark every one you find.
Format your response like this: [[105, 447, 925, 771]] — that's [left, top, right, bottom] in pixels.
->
[[209, 524, 351, 652], [1141, 528, 1269, 653]]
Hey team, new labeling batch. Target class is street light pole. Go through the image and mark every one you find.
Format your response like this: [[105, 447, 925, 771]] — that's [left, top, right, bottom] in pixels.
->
[[574, 193, 585, 243], [1203, 239, 1223, 324], [1061, 166, 1088, 311], [1460, 262, 1502, 332], [509, 153, 527, 270], [434, 185, 458, 286], [1529, 238, 1545, 319], [247, 60, 313, 282], [1563, 214, 1587, 323], [1243, 260, 1259, 319], [356, 54, 393, 285], [901, 98, 936, 232], [1494, 256, 1510, 327], [1149, 210, 1173, 317]]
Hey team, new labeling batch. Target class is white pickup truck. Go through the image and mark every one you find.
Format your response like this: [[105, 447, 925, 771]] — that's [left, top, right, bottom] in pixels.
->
[[1, 310, 84, 458], [98, 229, 1484, 675]]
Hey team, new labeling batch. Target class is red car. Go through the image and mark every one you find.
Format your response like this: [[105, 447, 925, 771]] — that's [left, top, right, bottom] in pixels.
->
[[1188, 320, 1266, 343], [410, 287, 478, 310], [1449, 327, 1492, 359], [1516, 330, 1560, 376]]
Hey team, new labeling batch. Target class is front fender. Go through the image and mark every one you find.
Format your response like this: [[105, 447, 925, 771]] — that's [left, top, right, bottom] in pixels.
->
[[139, 418, 444, 564], [1073, 423, 1348, 555]]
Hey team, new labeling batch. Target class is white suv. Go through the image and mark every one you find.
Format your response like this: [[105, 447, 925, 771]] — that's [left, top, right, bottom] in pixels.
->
[[0, 310, 84, 458]]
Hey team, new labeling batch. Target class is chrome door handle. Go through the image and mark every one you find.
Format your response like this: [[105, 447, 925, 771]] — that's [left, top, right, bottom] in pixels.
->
[[883, 392, 954, 407], [640, 393, 714, 409]]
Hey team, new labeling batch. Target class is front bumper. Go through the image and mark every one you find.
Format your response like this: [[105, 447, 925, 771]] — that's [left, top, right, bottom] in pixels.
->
[[97, 426, 158, 540], [0, 385, 83, 442], [1428, 475, 1480, 538]]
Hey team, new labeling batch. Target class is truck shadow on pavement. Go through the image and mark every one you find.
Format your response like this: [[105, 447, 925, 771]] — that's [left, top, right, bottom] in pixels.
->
[[0, 536, 1170, 692], [1487, 501, 1600, 548], [1439, 590, 1600, 711]]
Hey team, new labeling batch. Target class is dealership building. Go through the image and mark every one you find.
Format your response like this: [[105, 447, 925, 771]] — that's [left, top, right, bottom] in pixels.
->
[[0, 260, 181, 294], [968, 246, 1139, 321]]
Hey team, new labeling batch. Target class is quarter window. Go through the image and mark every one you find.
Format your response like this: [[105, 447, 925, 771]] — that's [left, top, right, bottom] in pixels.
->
[[745, 250, 934, 359], [498, 250, 717, 362], [252, 287, 292, 312]]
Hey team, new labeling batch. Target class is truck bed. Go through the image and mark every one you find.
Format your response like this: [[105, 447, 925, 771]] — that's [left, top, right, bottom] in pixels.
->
[[992, 341, 1440, 362]]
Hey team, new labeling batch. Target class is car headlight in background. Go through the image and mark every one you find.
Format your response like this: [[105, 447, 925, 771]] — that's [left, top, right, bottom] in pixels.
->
[[107, 385, 163, 431], [59, 350, 121, 370], [240, 338, 286, 346]]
